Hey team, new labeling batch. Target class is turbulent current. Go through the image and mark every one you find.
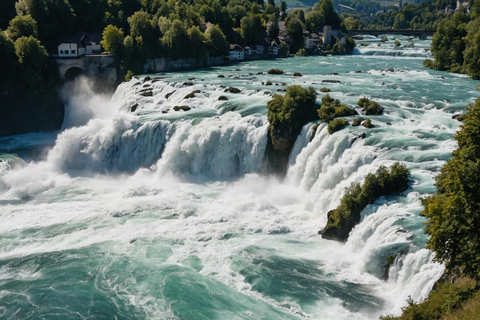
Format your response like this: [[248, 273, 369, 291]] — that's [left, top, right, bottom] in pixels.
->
[[0, 36, 478, 319]]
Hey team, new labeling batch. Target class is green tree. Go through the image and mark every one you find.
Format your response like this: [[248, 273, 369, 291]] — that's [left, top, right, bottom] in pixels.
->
[[463, 19, 480, 79], [305, 10, 326, 32], [0, 31, 19, 91], [101, 24, 124, 54], [128, 10, 158, 58], [14, 36, 47, 93], [7, 14, 38, 40], [286, 18, 304, 53], [162, 19, 189, 59], [422, 97, 480, 278], [267, 85, 318, 135], [205, 24, 228, 56], [188, 26, 206, 60]]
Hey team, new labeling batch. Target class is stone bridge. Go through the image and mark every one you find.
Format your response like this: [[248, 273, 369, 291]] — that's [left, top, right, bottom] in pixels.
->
[[347, 29, 436, 40], [55, 55, 117, 84]]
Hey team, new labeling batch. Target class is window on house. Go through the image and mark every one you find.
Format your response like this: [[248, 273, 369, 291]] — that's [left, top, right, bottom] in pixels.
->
[[60, 50, 64, 54], [65, 50, 69, 54], [72, 50, 76, 54]]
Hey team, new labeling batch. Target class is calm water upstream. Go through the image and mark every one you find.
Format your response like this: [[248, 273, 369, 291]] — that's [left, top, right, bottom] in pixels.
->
[[0, 36, 478, 319]]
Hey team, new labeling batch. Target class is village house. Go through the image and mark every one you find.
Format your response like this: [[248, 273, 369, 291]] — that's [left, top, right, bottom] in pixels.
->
[[57, 32, 102, 58], [229, 44, 245, 60]]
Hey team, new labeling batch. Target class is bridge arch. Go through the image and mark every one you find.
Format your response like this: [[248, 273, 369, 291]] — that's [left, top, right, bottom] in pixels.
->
[[64, 67, 86, 82]]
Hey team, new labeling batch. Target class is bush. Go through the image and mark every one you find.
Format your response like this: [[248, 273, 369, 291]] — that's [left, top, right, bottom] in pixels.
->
[[380, 278, 478, 320], [267, 68, 284, 74], [321, 163, 410, 242], [296, 48, 308, 56], [358, 97, 384, 115], [362, 119, 374, 128], [352, 117, 364, 126], [318, 94, 357, 122], [125, 70, 134, 82], [267, 85, 318, 136], [328, 118, 349, 134]]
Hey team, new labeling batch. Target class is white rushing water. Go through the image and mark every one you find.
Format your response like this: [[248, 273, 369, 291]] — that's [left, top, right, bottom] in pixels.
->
[[0, 36, 477, 319]]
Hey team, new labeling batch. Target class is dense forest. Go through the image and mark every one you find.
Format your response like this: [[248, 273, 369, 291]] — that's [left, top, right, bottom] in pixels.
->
[[423, 0, 480, 79]]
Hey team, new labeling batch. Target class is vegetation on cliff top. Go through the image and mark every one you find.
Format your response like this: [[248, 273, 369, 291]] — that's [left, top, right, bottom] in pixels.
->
[[321, 163, 410, 242]]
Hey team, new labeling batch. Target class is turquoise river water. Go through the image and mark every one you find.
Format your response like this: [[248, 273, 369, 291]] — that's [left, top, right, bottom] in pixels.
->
[[0, 36, 479, 319]]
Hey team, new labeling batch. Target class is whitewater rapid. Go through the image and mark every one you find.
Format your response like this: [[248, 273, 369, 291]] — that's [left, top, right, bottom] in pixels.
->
[[0, 36, 477, 319]]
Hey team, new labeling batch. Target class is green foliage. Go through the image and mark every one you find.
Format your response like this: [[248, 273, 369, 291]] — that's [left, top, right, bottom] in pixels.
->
[[422, 97, 480, 278], [0, 30, 19, 91], [266, 85, 318, 136], [380, 278, 478, 320], [352, 117, 363, 126], [162, 19, 189, 59], [296, 48, 308, 56], [318, 94, 357, 122], [125, 70, 134, 81], [371, 2, 447, 30], [279, 41, 288, 57], [205, 24, 228, 57], [7, 14, 37, 40], [322, 163, 410, 242], [14, 35, 48, 93], [101, 24, 124, 54], [362, 118, 374, 128], [286, 18, 304, 53], [358, 97, 384, 115], [328, 118, 348, 134]]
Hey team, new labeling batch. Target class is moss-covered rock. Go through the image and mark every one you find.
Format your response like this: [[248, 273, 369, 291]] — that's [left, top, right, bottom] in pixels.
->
[[320, 88, 331, 93], [218, 95, 228, 100], [321, 163, 410, 242], [318, 94, 357, 122], [293, 72, 302, 77], [362, 119, 374, 128], [264, 85, 318, 175], [352, 117, 364, 126], [358, 97, 384, 115]]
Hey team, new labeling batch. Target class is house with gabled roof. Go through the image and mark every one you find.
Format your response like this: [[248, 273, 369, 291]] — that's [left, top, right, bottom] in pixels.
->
[[57, 32, 102, 58]]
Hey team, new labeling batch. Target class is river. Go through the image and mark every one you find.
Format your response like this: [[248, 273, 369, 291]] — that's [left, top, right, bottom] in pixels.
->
[[0, 36, 478, 319]]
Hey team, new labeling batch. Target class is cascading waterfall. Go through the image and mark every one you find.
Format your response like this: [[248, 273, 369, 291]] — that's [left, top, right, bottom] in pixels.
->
[[0, 36, 478, 319]]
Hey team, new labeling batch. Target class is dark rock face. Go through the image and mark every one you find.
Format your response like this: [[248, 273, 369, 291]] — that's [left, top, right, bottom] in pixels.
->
[[319, 209, 359, 242], [0, 92, 64, 137], [130, 103, 138, 112], [218, 95, 228, 100], [262, 129, 294, 176], [165, 91, 175, 99], [173, 105, 191, 111], [227, 87, 241, 93]]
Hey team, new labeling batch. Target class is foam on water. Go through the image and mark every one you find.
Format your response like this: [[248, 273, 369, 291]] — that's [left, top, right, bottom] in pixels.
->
[[0, 36, 479, 319]]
